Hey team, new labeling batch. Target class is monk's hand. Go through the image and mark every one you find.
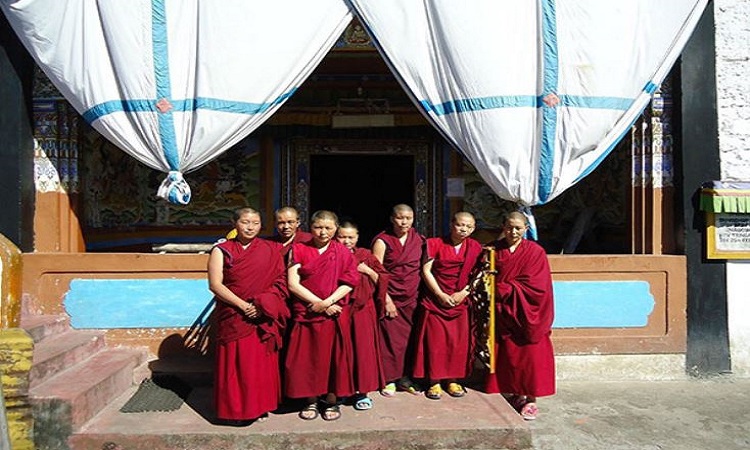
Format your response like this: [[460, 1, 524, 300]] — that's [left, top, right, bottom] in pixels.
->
[[357, 262, 370, 275], [384, 298, 398, 318], [325, 304, 342, 316], [243, 302, 258, 318], [439, 293, 455, 308], [310, 299, 330, 313], [450, 289, 469, 306]]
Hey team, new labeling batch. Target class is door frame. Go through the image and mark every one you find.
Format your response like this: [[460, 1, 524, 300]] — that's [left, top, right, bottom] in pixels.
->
[[281, 138, 440, 237]]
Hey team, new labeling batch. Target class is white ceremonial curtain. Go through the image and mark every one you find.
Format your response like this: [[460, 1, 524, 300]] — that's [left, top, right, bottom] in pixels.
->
[[1, 0, 707, 207], [348, 0, 708, 205], [0, 0, 352, 204]]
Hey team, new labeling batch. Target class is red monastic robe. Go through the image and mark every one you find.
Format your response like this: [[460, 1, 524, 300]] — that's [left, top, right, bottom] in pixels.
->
[[350, 247, 389, 393], [284, 240, 360, 398], [485, 238, 556, 397], [213, 238, 290, 421], [372, 227, 425, 382], [413, 237, 483, 381], [265, 230, 313, 258]]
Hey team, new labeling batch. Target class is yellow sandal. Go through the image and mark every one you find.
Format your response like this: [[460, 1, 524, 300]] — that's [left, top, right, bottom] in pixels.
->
[[426, 383, 443, 400], [447, 382, 466, 398]]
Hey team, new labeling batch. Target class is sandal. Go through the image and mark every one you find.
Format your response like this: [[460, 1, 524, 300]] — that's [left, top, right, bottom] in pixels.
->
[[520, 402, 538, 421], [380, 382, 397, 397], [298, 402, 319, 421], [321, 402, 341, 421], [425, 383, 442, 400], [446, 382, 465, 398], [354, 396, 373, 411], [396, 378, 422, 396]]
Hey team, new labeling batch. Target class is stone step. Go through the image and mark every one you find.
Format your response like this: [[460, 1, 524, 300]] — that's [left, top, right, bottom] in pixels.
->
[[68, 385, 530, 450], [30, 347, 149, 445], [20, 314, 70, 343], [29, 330, 106, 388]]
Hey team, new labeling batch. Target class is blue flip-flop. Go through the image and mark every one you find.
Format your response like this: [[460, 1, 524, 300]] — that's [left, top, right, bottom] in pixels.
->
[[354, 396, 373, 410]]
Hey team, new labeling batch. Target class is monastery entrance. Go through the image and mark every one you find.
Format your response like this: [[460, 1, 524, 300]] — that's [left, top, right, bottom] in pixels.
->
[[310, 154, 413, 245], [281, 138, 441, 241]]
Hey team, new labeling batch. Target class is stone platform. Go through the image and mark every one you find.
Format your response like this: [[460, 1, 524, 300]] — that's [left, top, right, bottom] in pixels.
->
[[71, 384, 530, 450]]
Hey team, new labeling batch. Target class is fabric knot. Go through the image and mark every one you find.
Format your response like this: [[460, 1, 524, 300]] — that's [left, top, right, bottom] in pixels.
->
[[157, 171, 192, 205]]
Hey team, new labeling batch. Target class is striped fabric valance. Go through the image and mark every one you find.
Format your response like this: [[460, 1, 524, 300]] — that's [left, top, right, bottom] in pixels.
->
[[700, 181, 750, 214]]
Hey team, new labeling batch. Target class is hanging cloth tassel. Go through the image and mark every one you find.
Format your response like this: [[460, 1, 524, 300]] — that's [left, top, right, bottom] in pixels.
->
[[157, 171, 192, 205]]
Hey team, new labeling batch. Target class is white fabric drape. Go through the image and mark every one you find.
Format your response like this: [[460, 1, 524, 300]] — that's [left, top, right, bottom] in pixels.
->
[[349, 0, 708, 205], [2, 0, 708, 207], [0, 0, 352, 204]]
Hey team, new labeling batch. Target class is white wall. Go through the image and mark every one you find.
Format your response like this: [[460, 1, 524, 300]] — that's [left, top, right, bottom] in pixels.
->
[[716, 0, 750, 377]]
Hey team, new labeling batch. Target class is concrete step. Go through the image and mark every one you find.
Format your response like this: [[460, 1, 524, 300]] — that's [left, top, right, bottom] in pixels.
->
[[30, 330, 106, 388], [69, 385, 530, 450], [20, 314, 70, 343], [30, 347, 149, 443]]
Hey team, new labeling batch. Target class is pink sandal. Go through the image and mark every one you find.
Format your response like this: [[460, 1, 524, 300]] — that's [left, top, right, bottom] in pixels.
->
[[510, 395, 538, 420], [519, 402, 538, 420]]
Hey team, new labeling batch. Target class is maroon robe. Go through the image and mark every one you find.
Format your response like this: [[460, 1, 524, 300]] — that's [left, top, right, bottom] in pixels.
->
[[213, 238, 290, 421], [265, 230, 313, 258], [413, 237, 483, 381], [485, 238, 556, 397], [350, 247, 389, 393], [372, 227, 425, 382], [284, 239, 360, 398]]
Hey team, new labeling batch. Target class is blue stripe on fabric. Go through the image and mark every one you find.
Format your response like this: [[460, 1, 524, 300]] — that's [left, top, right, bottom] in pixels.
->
[[574, 97, 650, 184], [420, 95, 537, 116], [538, 0, 559, 205], [151, 0, 179, 171], [560, 95, 632, 110], [81, 99, 158, 123], [82, 92, 299, 123]]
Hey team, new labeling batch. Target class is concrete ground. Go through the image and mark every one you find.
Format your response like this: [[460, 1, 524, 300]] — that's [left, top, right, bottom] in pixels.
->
[[532, 377, 750, 450], [73, 377, 750, 450]]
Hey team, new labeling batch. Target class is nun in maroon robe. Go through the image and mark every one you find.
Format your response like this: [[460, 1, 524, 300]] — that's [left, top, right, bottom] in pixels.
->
[[413, 212, 483, 399], [209, 208, 290, 424], [371, 204, 425, 395], [336, 222, 389, 409], [485, 212, 556, 420], [284, 210, 359, 421]]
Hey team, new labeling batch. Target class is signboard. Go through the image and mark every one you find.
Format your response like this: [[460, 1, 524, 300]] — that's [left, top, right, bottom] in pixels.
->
[[707, 212, 750, 259]]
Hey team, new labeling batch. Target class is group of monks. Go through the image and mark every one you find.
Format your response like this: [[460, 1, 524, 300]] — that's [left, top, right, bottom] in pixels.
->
[[207, 204, 555, 425]]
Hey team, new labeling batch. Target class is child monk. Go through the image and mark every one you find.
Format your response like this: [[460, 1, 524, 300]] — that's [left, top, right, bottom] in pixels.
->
[[208, 207, 290, 425], [284, 210, 359, 421], [336, 221, 389, 410], [413, 212, 483, 400], [371, 204, 426, 396]]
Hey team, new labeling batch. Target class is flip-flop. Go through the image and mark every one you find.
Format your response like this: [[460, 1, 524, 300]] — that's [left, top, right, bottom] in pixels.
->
[[380, 383, 397, 397], [321, 403, 341, 421], [354, 396, 373, 410], [446, 382, 466, 398], [298, 402, 319, 421], [520, 402, 538, 420]]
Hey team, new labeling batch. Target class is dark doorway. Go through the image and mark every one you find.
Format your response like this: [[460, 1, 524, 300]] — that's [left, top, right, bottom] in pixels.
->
[[310, 154, 414, 245]]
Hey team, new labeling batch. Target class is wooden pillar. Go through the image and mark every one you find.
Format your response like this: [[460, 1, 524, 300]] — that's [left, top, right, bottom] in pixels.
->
[[630, 76, 677, 255], [32, 98, 85, 252]]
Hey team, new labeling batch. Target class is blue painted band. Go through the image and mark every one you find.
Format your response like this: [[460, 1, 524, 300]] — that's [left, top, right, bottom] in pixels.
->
[[65, 279, 214, 328], [552, 280, 655, 328], [63, 278, 655, 329]]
